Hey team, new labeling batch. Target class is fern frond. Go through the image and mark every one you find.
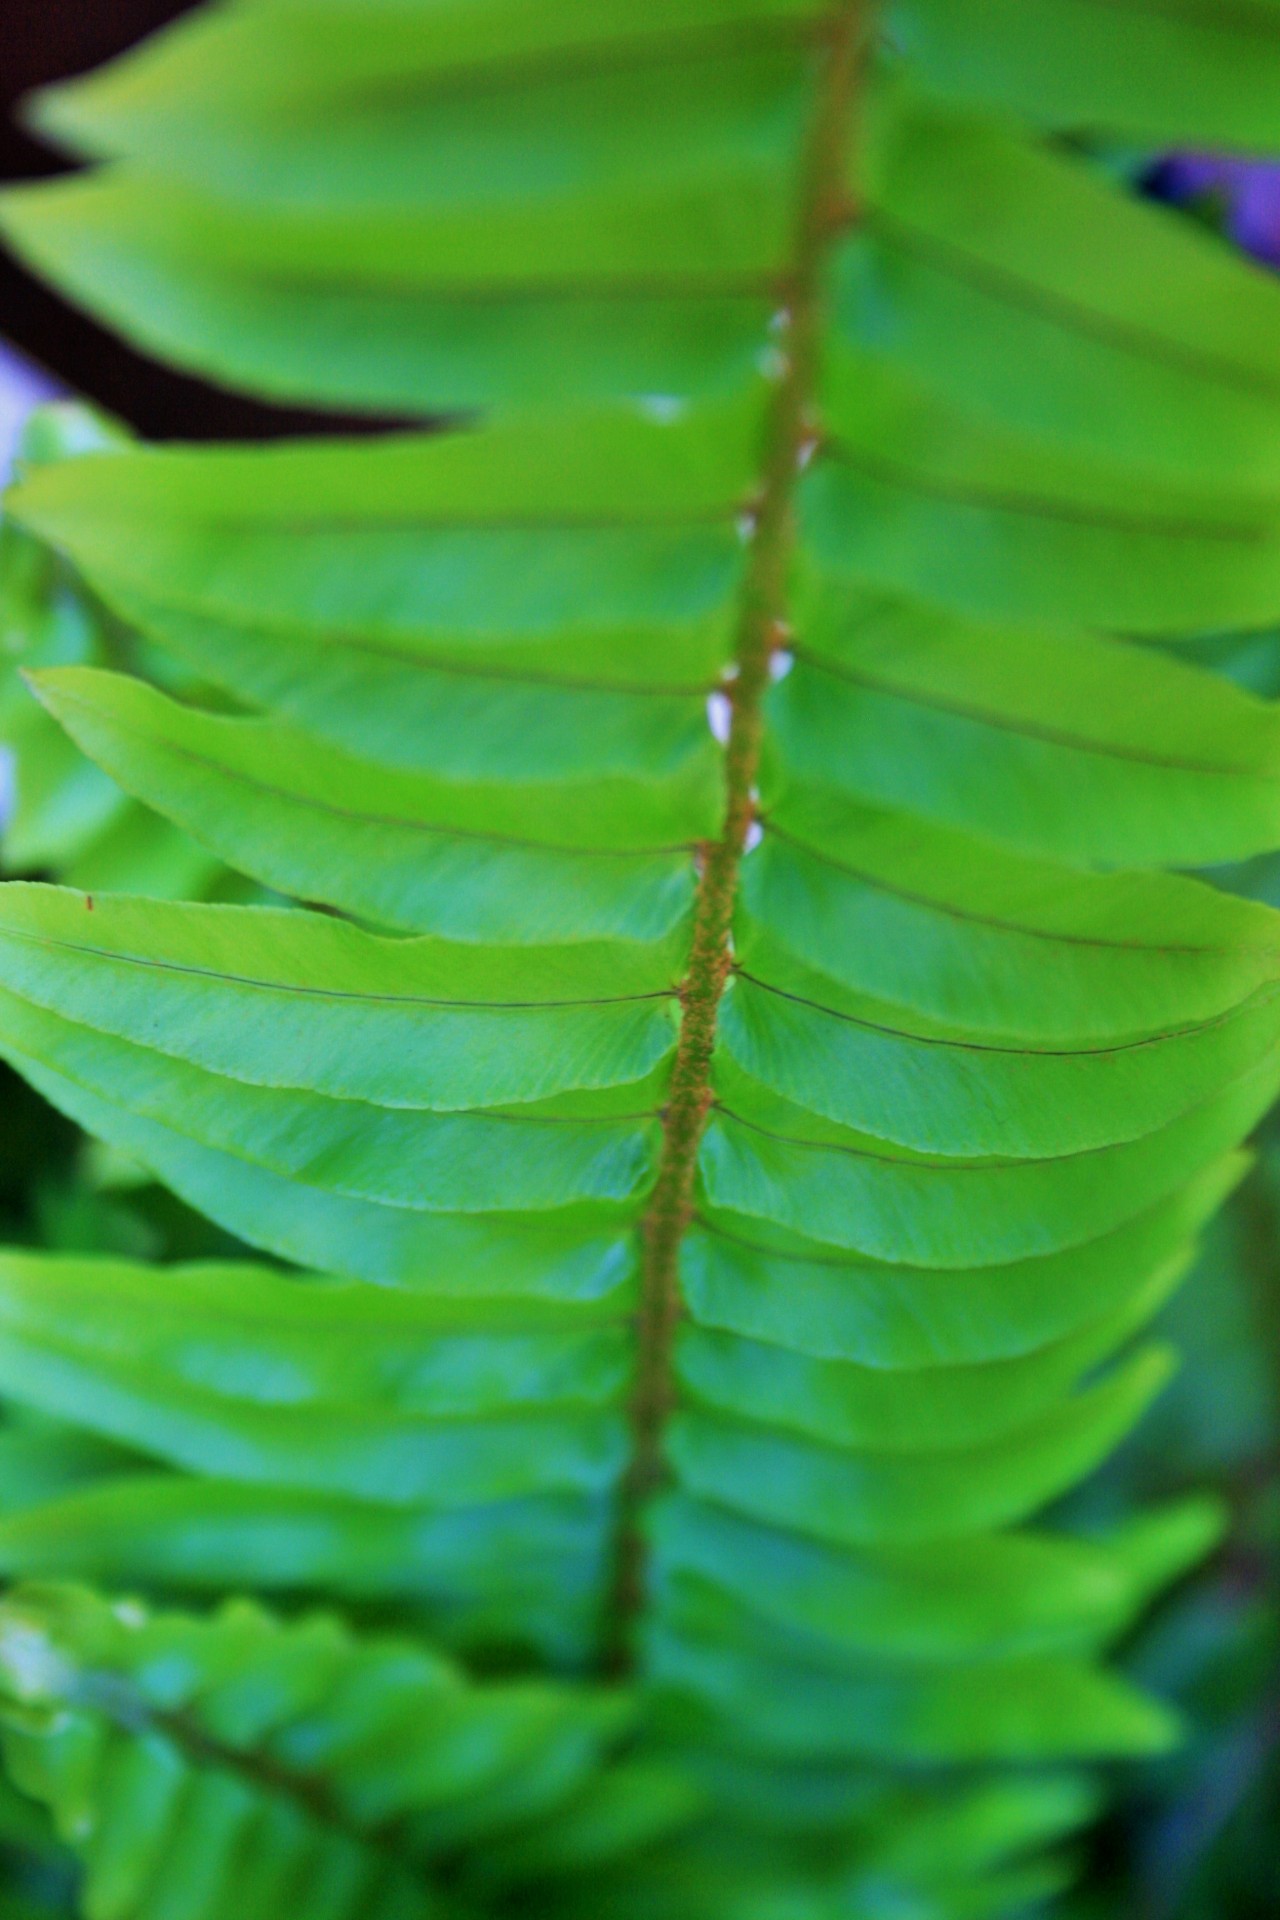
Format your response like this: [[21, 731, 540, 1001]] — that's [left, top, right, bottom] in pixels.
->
[[1, 3, 1280, 1915], [0, 1581, 690, 1919]]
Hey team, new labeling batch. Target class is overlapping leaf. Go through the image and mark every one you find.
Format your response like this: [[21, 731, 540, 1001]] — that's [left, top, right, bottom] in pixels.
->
[[0, 406, 256, 904], [0, 1581, 698, 1920]]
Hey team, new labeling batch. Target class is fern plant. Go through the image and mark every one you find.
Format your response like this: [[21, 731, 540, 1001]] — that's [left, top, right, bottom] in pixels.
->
[[1, 2, 1280, 1914]]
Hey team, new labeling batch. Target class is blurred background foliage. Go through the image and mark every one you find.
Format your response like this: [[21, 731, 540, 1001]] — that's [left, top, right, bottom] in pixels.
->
[[0, 7, 1277, 1916]]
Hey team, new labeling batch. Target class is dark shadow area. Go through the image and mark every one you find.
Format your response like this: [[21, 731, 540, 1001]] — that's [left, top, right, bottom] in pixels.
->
[[0, 0, 415, 439]]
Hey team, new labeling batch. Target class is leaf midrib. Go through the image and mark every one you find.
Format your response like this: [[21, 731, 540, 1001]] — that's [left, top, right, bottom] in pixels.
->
[[787, 642, 1280, 781], [760, 819, 1280, 956], [866, 204, 1280, 408], [34, 1662, 459, 1902], [0, 923, 675, 1011]]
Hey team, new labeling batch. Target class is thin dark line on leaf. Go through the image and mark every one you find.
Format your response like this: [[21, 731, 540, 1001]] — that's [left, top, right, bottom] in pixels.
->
[[7, 1002, 664, 1144], [714, 1041, 1280, 1168], [865, 205, 1280, 405], [16, 1039, 665, 1257], [693, 1181, 1215, 1269], [334, 14, 824, 110], [205, 503, 742, 535], [51, 693, 700, 858], [112, 599, 725, 698], [693, 1211, 881, 1267], [789, 640, 1280, 780], [316, 644, 718, 698], [732, 966, 1268, 1054], [691, 1207, 1106, 1279], [9, 1037, 654, 1217], [0, 925, 678, 1011], [713, 1100, 1170, 1169], [192, 628, 720, 700], [824, 440, 1279, 542], [244, 265, 780, 303], [760, 818, 1280, 956]]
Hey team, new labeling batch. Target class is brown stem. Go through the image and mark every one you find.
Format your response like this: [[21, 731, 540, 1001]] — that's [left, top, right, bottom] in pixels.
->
[[67, 1670, 424, 1879], [606, 2, 867, 1669]]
